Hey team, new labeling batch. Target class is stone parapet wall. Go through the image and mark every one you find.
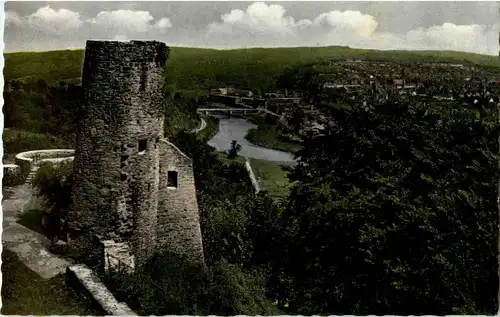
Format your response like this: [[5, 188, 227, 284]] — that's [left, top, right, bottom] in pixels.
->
[[3, 164, 23, 186], [15, 154, 35, 180], [15, 149, 75, 180], [66, 264, 136, 316], [244, 158, 261, 193]]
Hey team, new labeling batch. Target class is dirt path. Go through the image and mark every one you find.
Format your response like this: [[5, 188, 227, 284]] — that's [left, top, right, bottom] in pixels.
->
[[193, 117, 207, 133], [2, 184, 72, 279]]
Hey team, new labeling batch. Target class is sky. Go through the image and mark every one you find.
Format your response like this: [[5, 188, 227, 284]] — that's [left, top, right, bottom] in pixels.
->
[[3, 1, 500, 55]]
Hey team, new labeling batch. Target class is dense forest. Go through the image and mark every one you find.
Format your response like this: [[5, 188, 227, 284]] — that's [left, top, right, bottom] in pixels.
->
[[5, 47, 500, 315]]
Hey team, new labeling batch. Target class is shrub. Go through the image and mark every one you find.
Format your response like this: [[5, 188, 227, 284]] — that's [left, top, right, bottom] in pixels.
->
[[104, 251, 281, 316], [32, 161, 73, 241], [3, 129, 68, 154]]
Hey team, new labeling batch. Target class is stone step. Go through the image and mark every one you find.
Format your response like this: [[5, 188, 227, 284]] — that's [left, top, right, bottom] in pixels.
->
[[25, 172, 38, 185]]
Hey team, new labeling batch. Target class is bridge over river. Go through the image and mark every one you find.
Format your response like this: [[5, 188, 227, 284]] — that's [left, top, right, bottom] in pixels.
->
[[197, 107, 281, 118]]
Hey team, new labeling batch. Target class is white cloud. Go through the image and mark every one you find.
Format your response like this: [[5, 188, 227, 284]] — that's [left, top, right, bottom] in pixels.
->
[[155, 18, 172, 31], [401, 23, 497, 55], [205, 2, 498, 55], [91, 10, 156, 33], [3, 2, 499, 56], [5, 10, 23, 27], [207, 3, 380, 46], [5, 6, 172, 42], [312, 10, 378, 37], [27, 6, 83, 31], [222, 3, 296, 30]]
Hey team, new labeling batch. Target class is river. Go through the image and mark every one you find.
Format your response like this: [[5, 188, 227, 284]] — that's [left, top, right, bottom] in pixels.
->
[[207, 116, 297, 164]]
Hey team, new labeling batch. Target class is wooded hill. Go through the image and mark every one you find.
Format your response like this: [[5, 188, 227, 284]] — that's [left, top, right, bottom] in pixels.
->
[[5, 46, 500, 93]]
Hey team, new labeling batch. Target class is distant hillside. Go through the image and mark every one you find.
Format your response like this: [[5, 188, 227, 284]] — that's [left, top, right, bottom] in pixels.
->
[[4, 46, 500, 92]]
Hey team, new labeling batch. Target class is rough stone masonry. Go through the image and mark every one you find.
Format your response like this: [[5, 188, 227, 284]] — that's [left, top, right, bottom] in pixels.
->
[[68, 40, 205, 269]]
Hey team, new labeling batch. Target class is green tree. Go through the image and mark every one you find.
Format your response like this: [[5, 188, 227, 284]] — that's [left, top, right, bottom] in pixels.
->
[[104, 251, 281, 316], [285, 106, 306, 133], [274, 102, 499, 315], [228, 140, 242, 159], [33, 161, 73, 242]]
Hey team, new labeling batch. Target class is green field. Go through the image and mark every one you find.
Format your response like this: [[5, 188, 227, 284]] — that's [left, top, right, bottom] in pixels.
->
[[1, 249, 104, 315], [5, 46, 500, 92], [216, 151, 292, 198], [249, 158, 293, 198]]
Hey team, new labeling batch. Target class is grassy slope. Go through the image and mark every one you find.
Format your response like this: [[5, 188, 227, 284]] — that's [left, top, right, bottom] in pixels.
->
[[216, 152, 290, 197], [3, 129, 70, 164], [215, 148, 293, 197], [5, 46, 500, 90], [1, 249, 105, 315], [248, 158, 292, 198], [4, 49, 85, 84], [3, 128, 69, 154]]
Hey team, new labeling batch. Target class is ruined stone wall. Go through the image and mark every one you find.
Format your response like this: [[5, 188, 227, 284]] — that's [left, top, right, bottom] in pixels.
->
[[101, 240, 135, 274], [3, 164, 23, 186], [157, 140, 205, 263], [69, 41, 169, 264]]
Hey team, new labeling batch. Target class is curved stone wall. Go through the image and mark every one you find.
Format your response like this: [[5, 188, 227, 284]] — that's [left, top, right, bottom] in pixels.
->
[[15, 149, 75, 180]]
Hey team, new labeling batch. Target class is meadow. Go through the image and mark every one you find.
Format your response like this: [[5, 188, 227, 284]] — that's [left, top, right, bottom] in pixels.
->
[[248, 158, 292, 198]]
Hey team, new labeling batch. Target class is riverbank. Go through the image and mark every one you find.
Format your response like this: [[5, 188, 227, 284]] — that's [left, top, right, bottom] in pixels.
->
[[245, 126, 302, 154], [241, 113, 302, 154], [206, 115, 296, 198], [207, 117, 296, 163]]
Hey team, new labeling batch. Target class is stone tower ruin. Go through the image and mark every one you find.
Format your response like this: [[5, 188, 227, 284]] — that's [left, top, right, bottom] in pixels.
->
[[68, 40, 204, 270]]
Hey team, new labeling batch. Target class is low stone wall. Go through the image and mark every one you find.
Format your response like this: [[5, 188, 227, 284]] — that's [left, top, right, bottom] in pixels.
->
[[14, 156, 33, 181], [3, 164, 23, 186], [245, 157, 260, 193], [15, 149, 75, 181], [66, 264, 136, 316], [42, 157, 75, 164]]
